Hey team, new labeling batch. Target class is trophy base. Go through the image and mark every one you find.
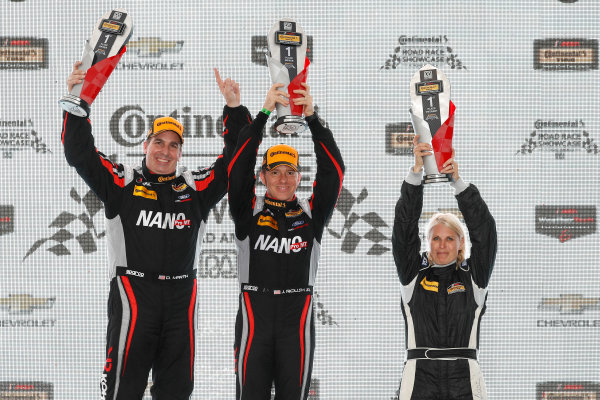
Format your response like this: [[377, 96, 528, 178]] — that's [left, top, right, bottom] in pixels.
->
[[423, 173, 452, 184], [58, 95, 91, 117], [274, 115, 307, 135]]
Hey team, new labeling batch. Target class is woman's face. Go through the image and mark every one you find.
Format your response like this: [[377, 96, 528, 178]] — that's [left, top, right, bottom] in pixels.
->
[[429, 223, 464, 265]]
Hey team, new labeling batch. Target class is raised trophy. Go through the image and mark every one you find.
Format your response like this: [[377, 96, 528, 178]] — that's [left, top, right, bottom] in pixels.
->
[[266, 18, 310, 134], [58, 9, 133, 117], [409, 64, 455, 184]]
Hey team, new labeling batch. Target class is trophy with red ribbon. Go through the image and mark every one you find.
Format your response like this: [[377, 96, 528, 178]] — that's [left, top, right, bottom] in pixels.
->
[[409, 64, 455, 184], [58, 9, 133, 117], [266, 18, 310, 134]]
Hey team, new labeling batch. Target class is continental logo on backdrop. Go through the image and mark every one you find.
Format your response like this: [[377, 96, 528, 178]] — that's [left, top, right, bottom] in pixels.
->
[[0, 37, 48, 69], [117, 37, 184, 70], [534, 39, 598, 70], [0, 382, 54, 398]]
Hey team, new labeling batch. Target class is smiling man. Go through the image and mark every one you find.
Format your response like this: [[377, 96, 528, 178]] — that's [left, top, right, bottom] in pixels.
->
[[227, 82, 344, 400], [62, 62, 251, 399]]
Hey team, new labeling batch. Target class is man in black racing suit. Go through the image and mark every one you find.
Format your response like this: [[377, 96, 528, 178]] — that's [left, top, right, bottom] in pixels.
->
[[228, 82, 344, 399], [392, 136, 497, 400], [62, 64, 251, 399]]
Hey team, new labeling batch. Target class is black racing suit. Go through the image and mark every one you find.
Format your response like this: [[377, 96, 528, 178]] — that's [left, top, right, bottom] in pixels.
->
[[228, 112, 344, 400], [62, 105, 251, 400], [392, 177, 497, 400]]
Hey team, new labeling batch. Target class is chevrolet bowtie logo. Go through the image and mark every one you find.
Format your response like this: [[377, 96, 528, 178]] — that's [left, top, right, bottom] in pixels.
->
[[127, 37, 184, 57], [538, 294, 600, 314], [0, 294, 56, 314]]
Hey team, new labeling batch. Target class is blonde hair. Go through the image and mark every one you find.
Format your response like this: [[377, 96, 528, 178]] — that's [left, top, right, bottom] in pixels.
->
[[426, 213, 466, 265]]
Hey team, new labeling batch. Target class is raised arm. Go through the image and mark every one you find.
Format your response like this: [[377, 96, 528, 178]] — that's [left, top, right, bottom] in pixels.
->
[[294, 83, 345, 241], [62, 61, 124, 215], [227, 84, 290, 239], [392, 135, 430, 285], [456, 185, 497, 288]]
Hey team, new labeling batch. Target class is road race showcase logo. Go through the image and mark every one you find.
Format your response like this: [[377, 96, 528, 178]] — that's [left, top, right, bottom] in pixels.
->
[[534, 39, 598, 70], [535, 205, 596, 242], [116, 37, 185, 70], [516, 119, 598, 159], [251, 35, 313, 67], [380, 35, 467, 70], [385, 123, 414, 156], [0, 37, 48, 69], [0, 118, 51, 159], [24, 188, 104, 259], [537, 294, 600, 328], [0, 382, 54, 398], [537, 382, 600, 399]]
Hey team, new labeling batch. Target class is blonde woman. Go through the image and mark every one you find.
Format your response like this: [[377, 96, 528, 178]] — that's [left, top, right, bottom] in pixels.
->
[[392, 135, 497, 400]]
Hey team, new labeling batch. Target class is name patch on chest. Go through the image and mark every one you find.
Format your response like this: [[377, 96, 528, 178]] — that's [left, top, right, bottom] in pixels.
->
[[254, 234, 307, 254]]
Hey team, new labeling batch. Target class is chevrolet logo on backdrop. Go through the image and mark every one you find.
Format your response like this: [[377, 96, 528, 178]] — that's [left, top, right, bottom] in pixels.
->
[[0, 294, 55, 314], [117, 37, 184, 70], [126, 37, 184, 57], [538, 294, 600, 314]]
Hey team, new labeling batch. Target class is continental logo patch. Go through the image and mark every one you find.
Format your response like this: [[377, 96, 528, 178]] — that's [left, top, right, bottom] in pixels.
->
[[264, 198, 287, 208], [420, 276, 438, 292], [257, 215, 278, 230], [447, 282, 466, 295], [133, 185, 157, 200]]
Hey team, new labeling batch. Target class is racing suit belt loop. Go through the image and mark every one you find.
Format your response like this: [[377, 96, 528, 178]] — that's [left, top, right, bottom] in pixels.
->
[[406, 347, 477, 360], [241, 284, 313, 296]]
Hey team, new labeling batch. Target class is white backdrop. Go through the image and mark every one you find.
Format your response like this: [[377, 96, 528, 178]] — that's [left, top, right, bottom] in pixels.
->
[[1, 0, 599, 399]]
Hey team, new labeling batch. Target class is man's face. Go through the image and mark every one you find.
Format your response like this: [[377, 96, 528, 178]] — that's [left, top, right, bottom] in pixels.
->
[[143, 131, 182, 175], [428, 224, 464, 265], [260, 165, 301, 201]]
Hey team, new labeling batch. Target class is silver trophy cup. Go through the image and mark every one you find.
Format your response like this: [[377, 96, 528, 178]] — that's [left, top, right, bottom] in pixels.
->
[[266, 18, 309, 134], [409, 64, 455, 184], [58, 9, 133, 117]]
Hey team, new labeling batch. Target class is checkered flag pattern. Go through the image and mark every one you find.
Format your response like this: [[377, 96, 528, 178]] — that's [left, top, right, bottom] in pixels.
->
[[326, 186, 392, 256], [23, 188, 104, 259]]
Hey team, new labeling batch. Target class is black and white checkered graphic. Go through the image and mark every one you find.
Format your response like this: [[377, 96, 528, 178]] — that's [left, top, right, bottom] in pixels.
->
[[326, 186, 391, 256], [23, 188, 104, 259]]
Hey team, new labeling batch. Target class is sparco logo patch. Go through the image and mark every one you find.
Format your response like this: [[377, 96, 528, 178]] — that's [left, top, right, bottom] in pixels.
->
[[136, 210, 191, 229], [254, 234, 305, 254]]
